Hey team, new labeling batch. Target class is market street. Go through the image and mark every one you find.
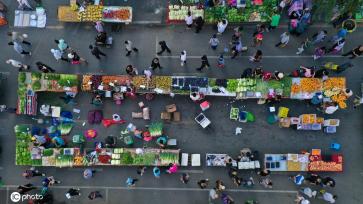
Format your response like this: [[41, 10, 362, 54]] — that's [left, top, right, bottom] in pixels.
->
[[0, 0, 363, 204]]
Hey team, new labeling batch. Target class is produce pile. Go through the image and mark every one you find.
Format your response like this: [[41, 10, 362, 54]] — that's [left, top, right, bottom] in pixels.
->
[[149, 122, 163, 137], [227, 79, 238, 92], [300, 78, 322, 93], [82, 75, 92, 91], [308, 160, 343, 172], [236, 78, 257, 92], [78, 5, 103, 22], [132, 76, 155, 89], [204, 0, 277, 23], [15, 125, 32, 165], [154, 76, 172, 92], [323, 78, 346, 90], [102, 75, 131, 89], [159, 152, 179, 165], [168, 5, 204, 21], [103, 8, 131, 21]]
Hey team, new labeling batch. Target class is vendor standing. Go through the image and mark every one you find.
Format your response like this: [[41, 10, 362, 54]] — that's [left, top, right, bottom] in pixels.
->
[[190, 92, 204, 102]]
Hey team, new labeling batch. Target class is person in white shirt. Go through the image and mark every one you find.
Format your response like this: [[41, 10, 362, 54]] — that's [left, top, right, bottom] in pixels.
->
[[180, 50, 187, 66], [6, 59, 29, 71], [185, 11, 193, 28], [322, 192, 337, 203], [275, 32, 290, 47], [50, 49, 69, 62], [209, 34, 219, 50], [217, 19, 228, 34], [125, 40, 139, 56]]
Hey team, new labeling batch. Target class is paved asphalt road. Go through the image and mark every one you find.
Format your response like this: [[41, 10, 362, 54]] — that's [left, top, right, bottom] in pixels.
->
[[0, 0, 362, 204]]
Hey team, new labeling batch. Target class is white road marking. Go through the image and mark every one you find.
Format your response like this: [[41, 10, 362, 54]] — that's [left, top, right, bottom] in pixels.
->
[[1, 185, 297, 194], [133, 21, 162, 25], [178, 170, 204, 174], [155, 36, 158, 54], [157, 55, 361, 59], [6, 187, 9, 204], [105, 188, 109, 202]]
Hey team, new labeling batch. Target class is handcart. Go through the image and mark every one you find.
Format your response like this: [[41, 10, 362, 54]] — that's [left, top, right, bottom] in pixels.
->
[[195, 113, 211, 128]]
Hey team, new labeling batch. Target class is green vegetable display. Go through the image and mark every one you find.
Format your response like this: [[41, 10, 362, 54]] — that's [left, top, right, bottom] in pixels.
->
[[58, 123, 74, 135], [159, 152, 179, 165], [32, 81, 41, 91], [227, 79, 238, 92], [121, 152, 134, 164], [236, 78, 257, 92], [149, 122, 163, 137]]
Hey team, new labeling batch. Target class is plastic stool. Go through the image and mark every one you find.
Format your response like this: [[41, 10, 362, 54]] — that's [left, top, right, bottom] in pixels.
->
[[330, 143, 341, 151], [200, 101, 210, 111]]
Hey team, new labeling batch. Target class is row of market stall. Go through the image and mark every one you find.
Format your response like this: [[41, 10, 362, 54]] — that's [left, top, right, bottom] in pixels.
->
[[167, 0, 278, 23], [57, 1, 132, 23], [15, 122, 342, 172], [15, 124, 180, 167], [16, 72, 347, 116]]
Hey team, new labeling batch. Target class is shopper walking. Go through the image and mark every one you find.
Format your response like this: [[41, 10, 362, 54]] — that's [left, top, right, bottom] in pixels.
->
[[8, 31, 31, 45], [268, 11, 281, 30], [300, 187, 317, 198], [313, 47, 326, 60], [8, 41, 31, 56], [197, 55, 210, 71], [275, 32, 290, 47], [83, 168, 95, 179], [137, 166, 146, 176], [180, 50, 187, 66], [180, 173, 190, 184], [257, 169, 271, 177], [320, 191, 337, 203], [22, 167, 45, 179], [231, 41, 243, 59], [259, 177, 273, 188], [330, 28, 347, 43], [209, 34, 219, 50], [209, 187, 219, 204], [126, 65, 138, 76], [217, 55, 225, 68], [89, 45, 106, 59], [94, 21, 104, 33], [17, 0, 32, 10], [157, 41, 171, 55], [88, 191, 103, 200], [36, 62, 55, 73], [6, 59, 30, 71], [151, 57, 162, 70], [249, 50, 262, 62], [68, 50, 87, 64], [126, 177, 138, 187], [217, 19, 228, 35], [153, 167, 161, 178], [65, 188, 81, 199], [55, 39, 69, 52], [295, 194, 310, 204], [50, 49, 68, 62], [342, 45, 363, 59], [252, 32, 263, 47], [18, 183, 36, 194], [312, 30, 328, 44], [125, 40, 139, 56], [166, 163, 179, 174], [197, 179, 209, 189], [42, 176, 61, 187], [185, 11, 193, 28], [322, 177, 336, 187], [327, 38, 345, 54], [195, 16, 204, 33]]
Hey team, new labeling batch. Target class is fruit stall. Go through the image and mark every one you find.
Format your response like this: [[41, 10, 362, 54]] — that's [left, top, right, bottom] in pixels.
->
[[278, 113, 340, 133], [15, 124, 180, 167], [204, 0, 278, 23], [264, 150, 343, 172], [58, 4, 132, 23]]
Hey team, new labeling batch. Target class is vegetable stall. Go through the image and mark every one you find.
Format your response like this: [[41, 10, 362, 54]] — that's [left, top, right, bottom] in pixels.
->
[[15, 124, 180, 167]]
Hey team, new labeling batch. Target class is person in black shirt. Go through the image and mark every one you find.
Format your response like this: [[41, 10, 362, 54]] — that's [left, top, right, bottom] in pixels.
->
[[89, 45, 106, 59], [342, 45, 363, 59], [195, 16, 204, 33], [197, 55, 210, 71], [157, 41, 171, 55]]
